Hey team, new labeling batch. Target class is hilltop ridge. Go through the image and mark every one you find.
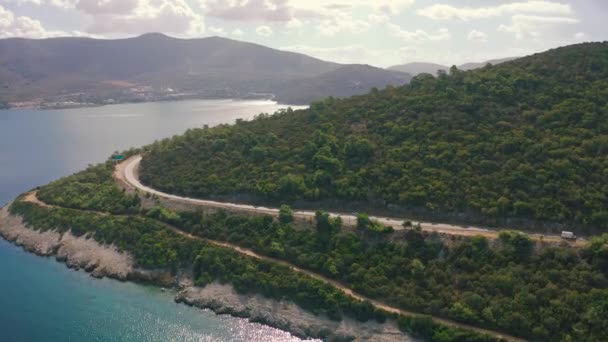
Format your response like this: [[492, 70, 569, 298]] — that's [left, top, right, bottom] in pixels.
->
[[0, 33, 411, 106], [388, 57, 518, 76]]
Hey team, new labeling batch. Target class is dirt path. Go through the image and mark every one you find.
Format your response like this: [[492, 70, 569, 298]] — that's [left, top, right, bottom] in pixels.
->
[[23, 191, 52, 208], [21, 191, 525, 342], [116, 155, 584, 246]]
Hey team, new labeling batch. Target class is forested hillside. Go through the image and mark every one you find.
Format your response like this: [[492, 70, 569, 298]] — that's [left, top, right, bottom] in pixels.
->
[[140, 42, 608, 232], [16, 158, 608, 341], [22, 162, 608, 341]]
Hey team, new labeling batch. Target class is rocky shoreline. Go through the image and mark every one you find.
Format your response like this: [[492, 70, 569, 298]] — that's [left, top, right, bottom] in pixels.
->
[[0, 204, 414, 341], [0, 205, 134, 279], [175, 283, 413, 342]]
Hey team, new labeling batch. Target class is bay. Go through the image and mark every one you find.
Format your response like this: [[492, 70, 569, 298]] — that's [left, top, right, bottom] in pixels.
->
[[0, 99, 307, 342]]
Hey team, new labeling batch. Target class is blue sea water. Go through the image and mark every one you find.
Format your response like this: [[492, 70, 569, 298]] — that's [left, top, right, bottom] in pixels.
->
[[0, 100, 307, 342]]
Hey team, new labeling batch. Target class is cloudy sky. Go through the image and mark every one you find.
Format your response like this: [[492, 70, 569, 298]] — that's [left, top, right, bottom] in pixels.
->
[[1, 0, 606, 67]]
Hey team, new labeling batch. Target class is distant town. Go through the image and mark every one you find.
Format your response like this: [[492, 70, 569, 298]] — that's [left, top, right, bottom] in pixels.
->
[[5, 85, 276, 110]]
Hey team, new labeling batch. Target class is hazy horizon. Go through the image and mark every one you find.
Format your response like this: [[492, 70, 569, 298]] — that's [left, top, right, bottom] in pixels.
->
[[2, 1, 607, 67]]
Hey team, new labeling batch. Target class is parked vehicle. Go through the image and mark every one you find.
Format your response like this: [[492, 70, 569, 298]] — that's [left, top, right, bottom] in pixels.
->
[[561, 231, 577, 240]]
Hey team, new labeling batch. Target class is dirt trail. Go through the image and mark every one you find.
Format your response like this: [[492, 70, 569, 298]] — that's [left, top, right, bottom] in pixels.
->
[[21, 191, 525, 342], [23, 192, 51, 208]]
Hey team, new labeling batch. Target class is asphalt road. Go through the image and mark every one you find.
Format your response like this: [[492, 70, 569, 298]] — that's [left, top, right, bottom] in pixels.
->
[[116, 155, 581, 245]]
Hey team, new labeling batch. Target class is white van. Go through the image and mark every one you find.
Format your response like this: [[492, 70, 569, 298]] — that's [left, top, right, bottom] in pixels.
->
[[561, 231, 577, 240]]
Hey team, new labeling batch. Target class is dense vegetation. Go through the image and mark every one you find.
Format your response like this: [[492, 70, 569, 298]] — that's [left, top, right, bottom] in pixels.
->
[[33, 163, 608, 341], [9, 199, 495, 342], [140, 42, 608, 232], [37, 162, 141, 214], [158, 206, 608, 341]]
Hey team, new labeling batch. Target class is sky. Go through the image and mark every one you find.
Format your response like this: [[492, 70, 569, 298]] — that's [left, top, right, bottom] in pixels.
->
[[1, 0, 606, 67]]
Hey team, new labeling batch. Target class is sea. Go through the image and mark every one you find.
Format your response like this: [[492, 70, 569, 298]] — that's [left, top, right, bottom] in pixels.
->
[[0, 99, 308, 342]]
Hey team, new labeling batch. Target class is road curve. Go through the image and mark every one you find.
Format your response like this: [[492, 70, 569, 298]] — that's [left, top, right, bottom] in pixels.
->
[[116, 155, 577, 245], [22, 191, 525, 342]]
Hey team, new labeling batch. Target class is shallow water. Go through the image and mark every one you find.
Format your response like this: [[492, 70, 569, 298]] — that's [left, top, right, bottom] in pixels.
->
[[0, 99, 307, 341]]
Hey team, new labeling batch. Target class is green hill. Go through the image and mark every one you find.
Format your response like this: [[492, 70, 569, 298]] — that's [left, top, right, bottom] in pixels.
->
[[139, 42, 608, 233]]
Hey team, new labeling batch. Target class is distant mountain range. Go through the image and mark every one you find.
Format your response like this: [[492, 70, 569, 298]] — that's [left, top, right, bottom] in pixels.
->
[[0, 33, 411, 107], [388, 57, 518, 76], [274, 64, 410, 105]]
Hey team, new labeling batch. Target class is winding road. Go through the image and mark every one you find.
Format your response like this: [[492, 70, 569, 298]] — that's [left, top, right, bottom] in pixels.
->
[[116, 155, 580, 245]]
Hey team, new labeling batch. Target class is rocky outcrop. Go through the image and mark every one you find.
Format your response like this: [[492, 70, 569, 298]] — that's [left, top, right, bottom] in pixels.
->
[[175, 283, 415, 342], [0, 205, 133, 280], [0, 206, 61, 256]]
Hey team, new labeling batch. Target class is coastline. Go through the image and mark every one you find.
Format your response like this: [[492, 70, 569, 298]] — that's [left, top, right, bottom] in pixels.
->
[[0, 205, 135, 280], [0, 204, 414, 342], [4, 96, 303, 111], [176, 283, 412, 342]]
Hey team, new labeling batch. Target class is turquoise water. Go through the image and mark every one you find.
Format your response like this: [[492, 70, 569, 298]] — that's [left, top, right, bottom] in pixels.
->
[[0, 238, 300, 342], [0, 100, 307, 341]]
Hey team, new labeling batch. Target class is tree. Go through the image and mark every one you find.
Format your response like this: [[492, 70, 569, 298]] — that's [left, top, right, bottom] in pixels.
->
[[276, 174, 306, 199], [357, 213, 393, 234], [279, 204, 294, 225], [356, 213, 372, 231], [315, 211, 341, 250]]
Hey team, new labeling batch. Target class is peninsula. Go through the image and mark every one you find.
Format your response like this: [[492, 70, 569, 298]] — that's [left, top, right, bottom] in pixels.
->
[[2, 41, 608, 341]]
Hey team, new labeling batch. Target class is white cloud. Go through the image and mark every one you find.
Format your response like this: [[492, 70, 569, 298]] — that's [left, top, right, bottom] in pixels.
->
[[256, 25, 273, 37], [286, 18, 303, 28], [85, 0, 204, 36], [0, 4, 65, 38], [498, 15, 578, 39], [231, 28, 244, 36], [573, 32, 585, 40], [290, 0, 415, 16], [199, 0, 407, 38], [200, 0, 291, 22], [418, 1, 572, 21], [208, 26, 227, 36], [6, 0, 77, 9], [389, 24, 451, 42], [76, 0, 138, 14], [11, 0, 204, 36], [368, 13, 389, 24], [199, 0, 414, 24], [468, 29, 488, 42], [317, 12, 370, 36], [362, 0, 415, 15], [49, 0, 76, 7]]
